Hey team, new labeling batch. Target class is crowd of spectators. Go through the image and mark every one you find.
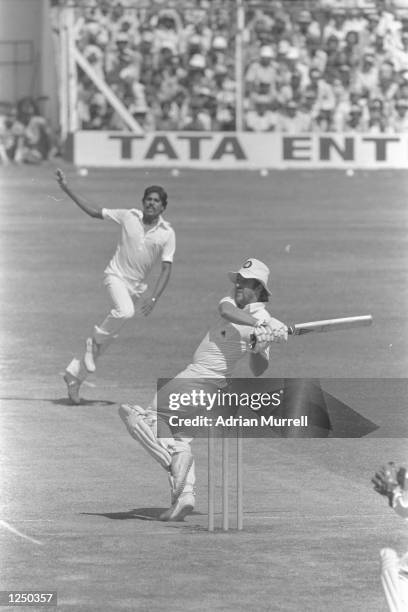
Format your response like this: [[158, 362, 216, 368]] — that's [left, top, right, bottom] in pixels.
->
[[0, 98, 53, 164], [242, 0, 408, 132], [75, 0, 237, 131], [71, 0, 408, 132]]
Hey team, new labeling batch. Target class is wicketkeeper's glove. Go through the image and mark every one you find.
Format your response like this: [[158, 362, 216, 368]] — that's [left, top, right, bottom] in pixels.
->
[[250, 321, 288, 353], [372, 462, 407, 506]]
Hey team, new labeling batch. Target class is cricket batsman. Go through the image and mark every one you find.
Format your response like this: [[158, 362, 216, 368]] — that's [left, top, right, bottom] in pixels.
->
[[372, 462, 408, 611], [55, 169, 175, 404], [118, 258, 288, 521]]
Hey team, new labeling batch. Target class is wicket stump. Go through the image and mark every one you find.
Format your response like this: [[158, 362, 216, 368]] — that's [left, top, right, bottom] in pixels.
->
[[208, 427, 243, 532]]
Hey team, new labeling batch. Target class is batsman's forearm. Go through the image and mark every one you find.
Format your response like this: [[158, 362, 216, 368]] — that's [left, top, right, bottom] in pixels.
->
[[61, 185, 103, 219]]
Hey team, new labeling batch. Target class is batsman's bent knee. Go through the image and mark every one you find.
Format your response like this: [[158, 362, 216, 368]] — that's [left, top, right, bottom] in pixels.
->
[[118, 404, 172, 470]]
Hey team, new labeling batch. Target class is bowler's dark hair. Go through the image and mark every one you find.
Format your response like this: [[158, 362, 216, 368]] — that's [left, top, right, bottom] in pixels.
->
[[143, 185, 168, 208]]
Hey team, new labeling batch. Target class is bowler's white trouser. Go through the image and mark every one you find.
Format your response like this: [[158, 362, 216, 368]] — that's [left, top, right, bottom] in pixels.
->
[[381, 548, 408, 612], [66, 274, 145, 382]]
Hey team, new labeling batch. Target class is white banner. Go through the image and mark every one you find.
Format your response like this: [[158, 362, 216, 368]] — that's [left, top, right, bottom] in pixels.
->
[[73, 131, 408, 169]]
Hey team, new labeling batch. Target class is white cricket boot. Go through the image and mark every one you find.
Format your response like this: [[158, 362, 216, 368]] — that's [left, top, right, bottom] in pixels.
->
[[159, 491, 195, 522]]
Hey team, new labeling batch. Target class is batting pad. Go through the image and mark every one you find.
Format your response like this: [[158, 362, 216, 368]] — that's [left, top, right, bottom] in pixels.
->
[[118, 405, 172, 470], [168, 460, 196, 503]]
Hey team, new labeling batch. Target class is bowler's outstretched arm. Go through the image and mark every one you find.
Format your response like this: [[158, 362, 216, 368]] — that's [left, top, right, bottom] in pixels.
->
[[55, 168, 103, 219]]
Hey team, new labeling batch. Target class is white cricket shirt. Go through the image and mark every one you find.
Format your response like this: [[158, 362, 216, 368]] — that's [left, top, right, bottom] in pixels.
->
[[102, 208, 175, 294], [176, 296, 281, 381]]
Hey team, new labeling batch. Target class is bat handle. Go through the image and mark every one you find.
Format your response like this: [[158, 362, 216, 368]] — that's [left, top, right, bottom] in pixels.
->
[[250, 324, 294, 348]]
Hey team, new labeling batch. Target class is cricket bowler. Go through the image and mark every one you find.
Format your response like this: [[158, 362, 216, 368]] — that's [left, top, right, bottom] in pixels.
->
[[55, 169, 175, 404], [118, 258, 288, 521]]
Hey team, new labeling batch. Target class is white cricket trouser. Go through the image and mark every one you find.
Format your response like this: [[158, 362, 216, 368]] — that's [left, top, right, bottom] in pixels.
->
[[66, 274, 145, 382], [381, 548, 408, 612], [93, 274, 145, 343]]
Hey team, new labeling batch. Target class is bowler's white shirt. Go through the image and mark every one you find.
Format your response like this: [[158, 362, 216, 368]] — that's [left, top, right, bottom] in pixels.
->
[[102, 208, 175, 294], [177, 296, 281, 381]]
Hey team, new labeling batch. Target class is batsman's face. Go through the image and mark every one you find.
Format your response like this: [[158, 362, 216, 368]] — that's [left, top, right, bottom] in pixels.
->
[[234, 275, 262, 308], [142, 192, 165, 223]]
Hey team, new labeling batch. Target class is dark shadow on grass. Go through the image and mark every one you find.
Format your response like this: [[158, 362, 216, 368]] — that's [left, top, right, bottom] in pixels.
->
[[0, 396, 116, 407], [81, 507, 203, 521], [52, 398, 116, 407], [81, 508, 164, 521]]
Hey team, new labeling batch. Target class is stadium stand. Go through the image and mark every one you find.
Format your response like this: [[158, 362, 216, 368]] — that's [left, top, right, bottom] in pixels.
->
[[68, 0, 408, 132], [0, 97, 53, 164], [3, 0, 408, 154]]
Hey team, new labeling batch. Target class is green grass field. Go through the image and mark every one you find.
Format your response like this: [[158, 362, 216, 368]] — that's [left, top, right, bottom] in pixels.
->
[[0, 163, 407, 611]]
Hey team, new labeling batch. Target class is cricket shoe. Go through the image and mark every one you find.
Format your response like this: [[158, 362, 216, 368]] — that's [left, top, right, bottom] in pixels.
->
[[159, 491, 195, 522], [63, 372, 81, 405], [84, 337, 96, 372], [170, 450, 194, 501]]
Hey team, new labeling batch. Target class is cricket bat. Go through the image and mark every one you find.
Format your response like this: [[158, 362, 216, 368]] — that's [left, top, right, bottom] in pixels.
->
[[287, 315, 373, 336], [250, 315, 372, 349]]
